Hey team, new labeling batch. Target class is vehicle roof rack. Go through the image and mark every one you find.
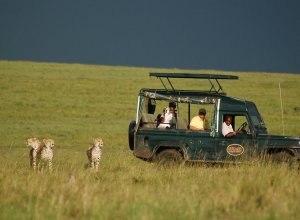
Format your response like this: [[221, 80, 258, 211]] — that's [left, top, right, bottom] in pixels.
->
[[149, 72, 239, 95]]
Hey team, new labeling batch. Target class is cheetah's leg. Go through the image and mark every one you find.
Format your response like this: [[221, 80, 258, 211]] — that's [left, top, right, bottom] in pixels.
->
[[90, 161, 94, 170], [32, 151, 37, 171], [48, 159, 52, 172], [29, 149, 33, 167], [95, 160, 100, 171], [38, 162, 42, 172]]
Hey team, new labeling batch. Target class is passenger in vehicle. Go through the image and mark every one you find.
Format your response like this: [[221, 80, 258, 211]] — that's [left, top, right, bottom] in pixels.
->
[[222, 115, 238, 137], [157, 102, 176, 129], [189, 108, 209, 131]]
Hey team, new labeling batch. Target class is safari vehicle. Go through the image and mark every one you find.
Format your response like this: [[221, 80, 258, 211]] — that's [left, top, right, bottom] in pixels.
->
[[128, 73, 300, 166]]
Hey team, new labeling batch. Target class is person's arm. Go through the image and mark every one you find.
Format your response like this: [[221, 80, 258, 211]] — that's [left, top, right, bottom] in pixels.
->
[[189, 125, 204, 131], [225, 131, 237, 138]]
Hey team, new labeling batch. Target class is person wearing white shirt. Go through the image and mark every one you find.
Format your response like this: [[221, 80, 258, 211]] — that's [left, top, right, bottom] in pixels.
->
[[157, 102, 176, 129], [222, 115, 238, 138]]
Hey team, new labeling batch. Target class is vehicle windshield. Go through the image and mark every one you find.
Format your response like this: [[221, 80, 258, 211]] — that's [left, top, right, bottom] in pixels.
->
[[246, 101, 268, 134]]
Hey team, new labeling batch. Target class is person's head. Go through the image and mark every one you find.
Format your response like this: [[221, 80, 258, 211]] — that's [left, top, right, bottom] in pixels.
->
[[169, 102, 176, 113], [198, 108, 206, 120], [224, 115, 233, 126]]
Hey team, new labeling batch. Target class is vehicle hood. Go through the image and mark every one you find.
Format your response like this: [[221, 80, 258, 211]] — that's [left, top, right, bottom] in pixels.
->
[[258, 134, 300, 148]]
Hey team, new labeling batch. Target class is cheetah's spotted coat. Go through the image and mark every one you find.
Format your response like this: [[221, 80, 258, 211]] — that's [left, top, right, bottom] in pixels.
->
[[86, 138, 103, 170]]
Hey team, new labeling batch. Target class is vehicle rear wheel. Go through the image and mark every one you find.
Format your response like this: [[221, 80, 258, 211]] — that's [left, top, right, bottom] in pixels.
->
[[155, 149, 184, 167], [267, 150, 299, 170]]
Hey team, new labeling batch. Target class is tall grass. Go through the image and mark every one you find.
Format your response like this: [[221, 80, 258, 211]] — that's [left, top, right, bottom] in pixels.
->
[[0, 60, 299, 219]]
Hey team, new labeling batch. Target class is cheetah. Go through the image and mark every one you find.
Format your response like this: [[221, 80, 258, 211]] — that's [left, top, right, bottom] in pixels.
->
[[86, 138, 103, 170], [39, 139, 54, 172], [26, 137, 42, 171], [26, 138, 54, 171]]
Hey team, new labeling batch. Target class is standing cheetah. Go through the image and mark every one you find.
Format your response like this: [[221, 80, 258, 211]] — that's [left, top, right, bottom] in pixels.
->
[[26, 137, 42, 171], [86, 138, 103, 171], [39, 139, 54, 172]]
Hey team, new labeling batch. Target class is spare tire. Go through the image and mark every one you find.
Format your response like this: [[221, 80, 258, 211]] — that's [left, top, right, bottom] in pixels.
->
[[128, 120, 136, 150]]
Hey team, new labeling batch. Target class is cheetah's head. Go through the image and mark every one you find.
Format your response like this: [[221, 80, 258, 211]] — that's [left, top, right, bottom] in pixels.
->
[[26, 137, 40, 150], [43, 139, 55, 148], [93, 138, 103, 148]]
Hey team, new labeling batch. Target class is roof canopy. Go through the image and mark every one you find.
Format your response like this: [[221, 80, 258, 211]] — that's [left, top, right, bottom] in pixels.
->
[[149, 72, 239, 95], [149, 72, 239, 80]]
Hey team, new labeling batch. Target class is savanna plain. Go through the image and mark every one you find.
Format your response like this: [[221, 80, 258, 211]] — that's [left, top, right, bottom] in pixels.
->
[[0, 61, 300, 220]]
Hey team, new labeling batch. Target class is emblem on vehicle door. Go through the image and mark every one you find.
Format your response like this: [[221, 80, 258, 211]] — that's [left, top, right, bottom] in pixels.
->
[[226, 144, 244, 156]]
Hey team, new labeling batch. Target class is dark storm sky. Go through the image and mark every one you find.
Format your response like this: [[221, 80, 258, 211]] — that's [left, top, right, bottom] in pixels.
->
[[0, 0, 299, 73]]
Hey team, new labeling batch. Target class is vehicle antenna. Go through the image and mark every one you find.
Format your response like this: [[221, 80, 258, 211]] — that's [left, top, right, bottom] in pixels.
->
[[279, 82, 285, 135]]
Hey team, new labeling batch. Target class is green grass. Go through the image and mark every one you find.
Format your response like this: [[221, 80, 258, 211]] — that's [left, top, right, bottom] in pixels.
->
[[0, 60, 300, 219]]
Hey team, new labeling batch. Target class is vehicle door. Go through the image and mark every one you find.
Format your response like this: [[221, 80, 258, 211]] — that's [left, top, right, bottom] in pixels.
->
[[185, 130, 215, 160], [215, 114, 256, 162]]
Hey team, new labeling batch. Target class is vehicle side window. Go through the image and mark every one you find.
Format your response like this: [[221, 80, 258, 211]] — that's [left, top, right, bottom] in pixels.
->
[[221, 114, 251, 136]]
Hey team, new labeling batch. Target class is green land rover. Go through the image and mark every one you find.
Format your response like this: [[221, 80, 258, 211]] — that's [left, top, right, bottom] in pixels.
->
[[128, 73, 300, 166]]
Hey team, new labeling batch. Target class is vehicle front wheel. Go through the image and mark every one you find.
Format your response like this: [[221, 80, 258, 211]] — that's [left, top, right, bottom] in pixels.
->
[[267, 150, 299, 170], [154, 149, 185, 167]]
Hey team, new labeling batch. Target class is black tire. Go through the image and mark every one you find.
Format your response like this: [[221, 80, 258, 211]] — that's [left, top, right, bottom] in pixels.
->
[[154, 149, 184, 167], [128, 120, 136, 151], [267, 150, 299, 169]]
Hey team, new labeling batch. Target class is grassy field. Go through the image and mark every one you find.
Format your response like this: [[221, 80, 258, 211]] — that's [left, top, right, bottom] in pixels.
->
[[0, 60, 299, 219]]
